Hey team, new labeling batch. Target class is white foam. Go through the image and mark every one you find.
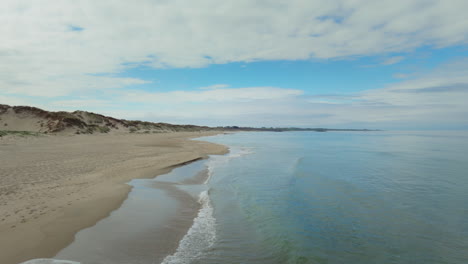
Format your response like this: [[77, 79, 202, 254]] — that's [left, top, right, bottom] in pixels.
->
[[20, 259, 80, 264], [204, 147, 254, 184], [227, 147, 254, 158], [161, 190, 216, 264]]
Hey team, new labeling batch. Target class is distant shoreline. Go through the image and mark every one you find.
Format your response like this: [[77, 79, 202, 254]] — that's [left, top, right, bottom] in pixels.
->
[[220, 127, 381, 132], [0, 104, 377, 136]]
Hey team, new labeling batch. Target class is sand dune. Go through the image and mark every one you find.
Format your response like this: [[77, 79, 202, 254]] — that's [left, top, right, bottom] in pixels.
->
[[0, 132, 227, 264], [0, 104, 215, 135]]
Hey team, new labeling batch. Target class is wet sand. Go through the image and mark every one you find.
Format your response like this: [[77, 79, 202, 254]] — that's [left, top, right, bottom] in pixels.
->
[[0, 132, 227, 264], [55, 160, 211, 264]]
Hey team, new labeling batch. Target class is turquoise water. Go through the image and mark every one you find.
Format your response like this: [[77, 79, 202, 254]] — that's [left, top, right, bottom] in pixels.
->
[[189, 131, 468, 264]]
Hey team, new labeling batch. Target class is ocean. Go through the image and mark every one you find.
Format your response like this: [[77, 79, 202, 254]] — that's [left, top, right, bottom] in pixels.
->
[[181, 131, 468, 264], [26, 131, 468, 264]]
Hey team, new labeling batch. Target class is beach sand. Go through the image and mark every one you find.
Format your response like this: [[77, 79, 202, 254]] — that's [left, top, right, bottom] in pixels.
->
[[0, 132, 228, 264]]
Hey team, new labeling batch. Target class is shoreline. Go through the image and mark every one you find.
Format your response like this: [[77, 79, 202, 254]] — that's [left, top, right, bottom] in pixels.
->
[[55, 159, 212, 264], [0, 132, 228, 264]]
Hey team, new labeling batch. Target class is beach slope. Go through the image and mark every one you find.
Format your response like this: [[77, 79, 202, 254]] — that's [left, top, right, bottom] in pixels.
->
[[0, 132, 227, 264]]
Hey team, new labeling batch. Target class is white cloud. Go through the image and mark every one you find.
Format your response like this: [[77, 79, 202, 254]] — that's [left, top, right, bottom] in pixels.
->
[[382, 56, 405, 65], [0, 94, 36, 107], [3, 59, 467, 129], [393, 73, 411, 79], [121, 87, 303, 103], [199, 84, 230, 90], [1, 1, 467, 129], [136, 59, 468, 128], [50, 99, 115, 109], [0, 74, 149, 97], [305, 59, 468, 127], [1, 0, 468, 97]]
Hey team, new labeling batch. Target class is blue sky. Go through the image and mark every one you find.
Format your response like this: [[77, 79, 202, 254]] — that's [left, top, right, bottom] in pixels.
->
[[1, 0, 468, 129], [120, 45, 468, 95]]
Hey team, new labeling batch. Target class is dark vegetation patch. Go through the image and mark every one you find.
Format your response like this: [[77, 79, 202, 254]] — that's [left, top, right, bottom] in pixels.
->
[[0, 130, 42, 137]]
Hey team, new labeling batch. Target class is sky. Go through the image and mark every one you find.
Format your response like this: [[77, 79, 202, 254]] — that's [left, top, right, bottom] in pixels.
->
[[1, 0, 468, 129]]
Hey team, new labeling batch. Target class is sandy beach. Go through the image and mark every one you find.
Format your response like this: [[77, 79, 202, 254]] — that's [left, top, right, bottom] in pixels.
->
[[0, 132, 228, 264]]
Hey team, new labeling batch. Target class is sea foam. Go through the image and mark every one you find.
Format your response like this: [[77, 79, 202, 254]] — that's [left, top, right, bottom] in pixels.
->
[[160, 190, 216, 264], [205, 147, 254, 184]]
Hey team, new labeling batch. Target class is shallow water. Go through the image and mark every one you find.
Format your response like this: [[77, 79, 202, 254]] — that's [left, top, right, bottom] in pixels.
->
[[194, 131, 468, 264]]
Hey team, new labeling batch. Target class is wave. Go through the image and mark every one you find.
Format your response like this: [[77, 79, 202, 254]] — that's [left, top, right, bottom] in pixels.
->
[[161, 146, 254, 263], [205, 147, 254, 184], [227, 147, 255, 158], [160, 190, 216, 264]]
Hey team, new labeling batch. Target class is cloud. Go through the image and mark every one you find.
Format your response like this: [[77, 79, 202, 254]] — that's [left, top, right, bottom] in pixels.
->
[[4, 58, 467, 129], [0, 94, 36, 107], [121, 87, 304, 103], [393, 73, 411, 79], [199, 84, 230, 90], [1, 74, 149, 97], [1, 1, 468, 129], [1, 0, 468, 97], [51, 57, 468, 129], [317, 59, 468, 127], [158, 59, 468, 128], [50, 99, 115, 109], [382, 56, 405, 65], [392, 83, 468, 93]]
